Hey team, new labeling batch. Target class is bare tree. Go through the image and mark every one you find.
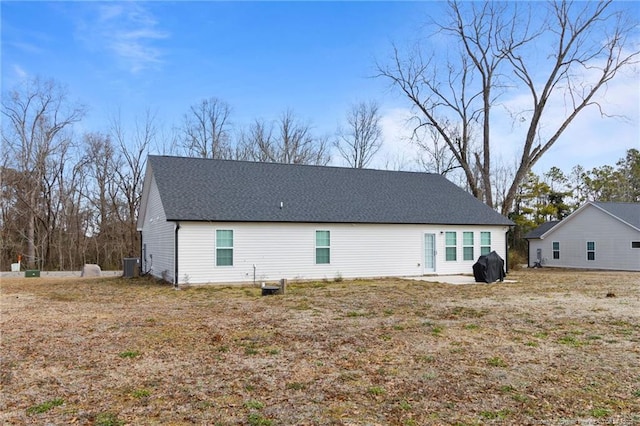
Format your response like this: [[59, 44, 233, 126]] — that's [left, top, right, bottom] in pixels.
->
[[81, 132, 120, 266], [0, 164, 26, 270], [55, 157, 92, 269], [378, 0, 639, 214], [413, 119, 461, 175], [1, 77, 85, 268], [240, 110, 330, 165], [181, 97, 232, 159], [236, 119, 275, 162], [109, 109, 154, 258], [335, 101, 383, 168], [382, 151, 414, 172]]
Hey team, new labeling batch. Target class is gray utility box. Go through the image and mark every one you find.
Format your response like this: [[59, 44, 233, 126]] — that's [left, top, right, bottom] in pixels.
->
[[123, 258, 140, 278]]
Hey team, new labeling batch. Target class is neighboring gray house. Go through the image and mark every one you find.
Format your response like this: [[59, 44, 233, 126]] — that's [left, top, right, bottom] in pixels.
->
[[137, 156, 513, 285], [525, 201, 640, 271]]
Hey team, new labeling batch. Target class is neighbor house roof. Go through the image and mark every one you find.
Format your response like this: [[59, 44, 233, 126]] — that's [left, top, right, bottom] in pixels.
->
[[592, 201, 640, 231], [524, 221, 560, 239], [526, 201, 640, 240], [144, 155, 513, 226]]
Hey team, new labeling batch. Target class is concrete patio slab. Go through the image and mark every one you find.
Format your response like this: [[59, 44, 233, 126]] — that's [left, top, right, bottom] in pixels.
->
[[406, 275, 517, 285]]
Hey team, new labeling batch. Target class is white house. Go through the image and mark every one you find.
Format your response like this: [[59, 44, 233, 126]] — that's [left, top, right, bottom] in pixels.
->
[[137, 156, 513, 285], [525, 201, 640, 271]]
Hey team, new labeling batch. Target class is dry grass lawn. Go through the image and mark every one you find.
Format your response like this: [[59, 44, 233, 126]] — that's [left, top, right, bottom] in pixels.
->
[[1, 269, 639, 425]]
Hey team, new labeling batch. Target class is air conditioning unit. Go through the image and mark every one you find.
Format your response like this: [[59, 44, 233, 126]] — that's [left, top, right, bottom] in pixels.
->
[[123, 258, 140, 278]]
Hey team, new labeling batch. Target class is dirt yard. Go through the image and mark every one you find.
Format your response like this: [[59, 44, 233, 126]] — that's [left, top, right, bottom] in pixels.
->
[[1, 269, 639, 425]]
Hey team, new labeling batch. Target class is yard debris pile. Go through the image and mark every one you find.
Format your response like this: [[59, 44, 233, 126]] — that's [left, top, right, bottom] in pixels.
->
[[1, 270, 639, 425]]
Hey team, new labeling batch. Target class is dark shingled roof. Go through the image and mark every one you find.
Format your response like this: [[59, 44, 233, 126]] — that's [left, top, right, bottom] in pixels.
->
[[524, 221, 560, 239], [593, 202, 640, 230], [523, 202, 640, 239], [146, 155, 513, 226]]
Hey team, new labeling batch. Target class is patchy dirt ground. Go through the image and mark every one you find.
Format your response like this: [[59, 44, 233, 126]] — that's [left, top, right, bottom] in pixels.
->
[[1, 269, 639, 425]]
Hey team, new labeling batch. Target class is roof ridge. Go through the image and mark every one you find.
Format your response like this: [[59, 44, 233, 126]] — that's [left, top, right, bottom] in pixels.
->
[[148, 154, 439, 176]]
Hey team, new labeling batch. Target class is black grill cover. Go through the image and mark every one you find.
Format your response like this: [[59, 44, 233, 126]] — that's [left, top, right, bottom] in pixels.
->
[[473, 251, 506, 283]]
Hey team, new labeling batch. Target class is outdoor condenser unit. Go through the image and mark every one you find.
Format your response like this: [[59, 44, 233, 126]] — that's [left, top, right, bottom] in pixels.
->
[[123, 258, 140, 278]]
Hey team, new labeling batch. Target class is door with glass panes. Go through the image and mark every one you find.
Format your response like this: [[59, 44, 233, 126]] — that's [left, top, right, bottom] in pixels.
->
[[424, 233, 436, 273]]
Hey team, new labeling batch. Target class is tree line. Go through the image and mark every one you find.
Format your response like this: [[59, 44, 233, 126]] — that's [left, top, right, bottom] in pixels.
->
[[2, 0, 637, 271], [0, 77, 383, 271]]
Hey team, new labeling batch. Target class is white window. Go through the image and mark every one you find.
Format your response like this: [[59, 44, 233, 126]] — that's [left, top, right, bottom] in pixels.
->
[[587, 241, 595, 261], [216, 230, 233, 266], [463, 232, 474, 261], [480, 232, 491, 256], [316, 230, 330, 264], [445, 232, 457, 261], [552, 242, 560, 260]]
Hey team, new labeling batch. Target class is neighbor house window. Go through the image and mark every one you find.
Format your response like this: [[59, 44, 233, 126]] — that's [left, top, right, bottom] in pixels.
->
[[216, 230, 233, 266], [552, 242, 560, 260], [632, 241, 640, 249], [587, 241, 595, 261], [480, 232, 491, 256], [316, 230, 330, 264], [463, 232, 474, 261], [445, 231, 457, 261]]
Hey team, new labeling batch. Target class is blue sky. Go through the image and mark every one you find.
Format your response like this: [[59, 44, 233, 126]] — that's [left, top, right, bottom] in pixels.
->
[[2, 1, 639, 174]]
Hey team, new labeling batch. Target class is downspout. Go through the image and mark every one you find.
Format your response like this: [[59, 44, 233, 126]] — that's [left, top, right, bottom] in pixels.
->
[[139, 230, 143, 274], [174, 222, 180, 288], [505, 228, 510, 274]]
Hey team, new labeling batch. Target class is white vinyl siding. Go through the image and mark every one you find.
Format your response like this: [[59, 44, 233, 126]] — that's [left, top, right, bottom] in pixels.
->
[[174, 223, 508, 284], [139, 175, 175, 282]]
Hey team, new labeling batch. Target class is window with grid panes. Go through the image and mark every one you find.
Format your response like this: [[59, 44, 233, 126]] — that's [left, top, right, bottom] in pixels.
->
[[316, 230, 330, 264], [445, 231, 457, 261], [463, 232, 474, 261], [216, 230, 233, 266], [480, 232, 491, 256]]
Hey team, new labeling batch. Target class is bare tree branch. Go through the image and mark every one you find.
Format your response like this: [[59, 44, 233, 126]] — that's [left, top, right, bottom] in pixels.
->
[[335, 101, 383, 168], [181, 97, 233, 159], [378, 0, 639, 214], [239, 110, 330, 165]]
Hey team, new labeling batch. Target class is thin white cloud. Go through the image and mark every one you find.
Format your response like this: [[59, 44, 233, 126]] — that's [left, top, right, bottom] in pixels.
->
[[12, 64, 29, 80], [76, 3, 169, 74], [6, 40, 44, 55], [98, 4, 124, 22], [374, 107, 419, 170]]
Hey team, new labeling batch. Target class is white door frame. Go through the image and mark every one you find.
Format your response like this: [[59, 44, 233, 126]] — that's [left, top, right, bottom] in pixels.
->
[[423, 232, 436, 274]]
